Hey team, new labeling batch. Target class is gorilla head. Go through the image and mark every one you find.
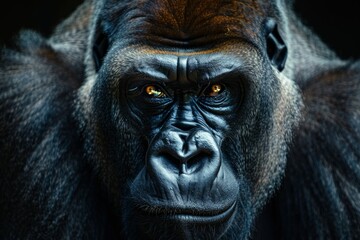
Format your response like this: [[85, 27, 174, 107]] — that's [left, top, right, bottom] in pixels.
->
[[78, 0, 301, 238]]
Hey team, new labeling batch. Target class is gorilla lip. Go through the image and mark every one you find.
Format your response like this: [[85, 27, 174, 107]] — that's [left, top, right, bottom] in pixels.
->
[[135, 201, 237, 224]]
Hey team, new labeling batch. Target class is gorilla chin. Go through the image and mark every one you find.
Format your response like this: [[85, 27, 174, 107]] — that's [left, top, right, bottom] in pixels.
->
[[127, 201, 237, 239], [124, 162, 242, 240], [125, 201, 237, 239]]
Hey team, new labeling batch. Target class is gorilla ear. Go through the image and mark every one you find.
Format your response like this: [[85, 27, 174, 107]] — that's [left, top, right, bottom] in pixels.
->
[[264, 18, 287, 71], [93, 26, 109, 72]]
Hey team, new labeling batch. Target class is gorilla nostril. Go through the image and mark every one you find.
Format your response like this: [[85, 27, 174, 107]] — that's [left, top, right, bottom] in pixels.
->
[[147, 129, 220, 176], [160, 151, 180, 172], [184, 152, 209, 174], [156, 146, 213, 174]]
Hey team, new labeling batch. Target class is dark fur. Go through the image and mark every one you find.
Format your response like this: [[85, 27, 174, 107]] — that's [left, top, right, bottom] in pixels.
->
[[0, 0, 359, 239]]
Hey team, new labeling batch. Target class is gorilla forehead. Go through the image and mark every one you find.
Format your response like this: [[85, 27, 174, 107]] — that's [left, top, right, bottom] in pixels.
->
[[124, 51, 244, 85], [100, 0, 268, 46], [104, 41, 263, 85]]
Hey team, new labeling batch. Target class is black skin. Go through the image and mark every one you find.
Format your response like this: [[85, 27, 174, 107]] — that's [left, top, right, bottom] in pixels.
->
[[122, 53, 244, 239], [94, 45, 263, 239], [0, 1, 360, 240]]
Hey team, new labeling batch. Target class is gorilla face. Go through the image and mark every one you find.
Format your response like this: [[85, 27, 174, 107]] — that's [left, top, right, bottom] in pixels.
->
[[80, 34, 301, 238], [124, 50, 245, 239]]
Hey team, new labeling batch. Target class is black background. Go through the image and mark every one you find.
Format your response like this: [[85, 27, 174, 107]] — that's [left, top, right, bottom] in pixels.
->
[[0, 0, 359, 59]]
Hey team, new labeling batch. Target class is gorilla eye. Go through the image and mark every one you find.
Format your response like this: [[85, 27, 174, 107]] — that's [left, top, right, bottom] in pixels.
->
[[145, 85, 167, 98], [203, 84, 225, 97]]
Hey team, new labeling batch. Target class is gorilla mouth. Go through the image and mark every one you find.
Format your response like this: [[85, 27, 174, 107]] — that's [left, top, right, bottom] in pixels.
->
[[135, 201, 237, 224]]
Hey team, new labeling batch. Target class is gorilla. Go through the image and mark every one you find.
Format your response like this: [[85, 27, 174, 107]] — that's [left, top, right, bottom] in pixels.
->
[[0, 0, 359, 239]]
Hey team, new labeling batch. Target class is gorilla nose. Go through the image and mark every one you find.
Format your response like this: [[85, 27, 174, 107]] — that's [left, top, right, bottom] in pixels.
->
[[147, 128, 221, 176]]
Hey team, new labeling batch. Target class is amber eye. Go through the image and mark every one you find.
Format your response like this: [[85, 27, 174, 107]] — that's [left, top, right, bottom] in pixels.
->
[[203, 84, 225, 97], [145, 85, 166, 98]]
